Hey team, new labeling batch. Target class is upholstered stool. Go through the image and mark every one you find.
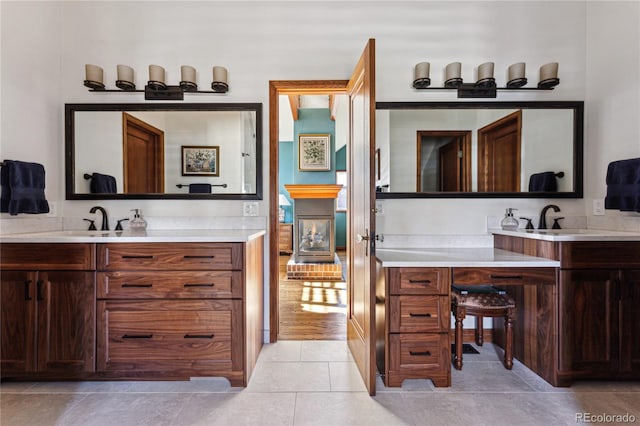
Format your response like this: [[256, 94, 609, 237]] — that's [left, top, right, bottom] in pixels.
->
[[451, 285, 516, 370]]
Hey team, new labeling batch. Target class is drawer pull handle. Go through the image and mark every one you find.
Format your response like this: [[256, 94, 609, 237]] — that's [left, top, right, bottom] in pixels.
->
[[183, 255, 215, 259], [24, 280, 32, 301], [36, 280, 45, 301], [122, 255, 154, 259], [122, 284, 153, 288], [490, 275, 523, 280], [122, 334, 153, 339], [408, 279, 432, 284], [184, 334, 214, 339], [409, 313, 432, 318], [184, 283, 215, 288], [409, 350, 431, 357]]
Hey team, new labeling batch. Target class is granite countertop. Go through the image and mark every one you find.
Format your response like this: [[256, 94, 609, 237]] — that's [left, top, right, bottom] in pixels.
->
[[0, 229, 266, 243], [490, 228, 640, 242], [376, 247, 560, 268]]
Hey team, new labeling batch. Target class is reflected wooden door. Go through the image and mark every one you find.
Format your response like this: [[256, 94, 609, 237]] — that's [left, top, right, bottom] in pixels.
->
[[346, 39, 376, 395], [477, 110, 521, 192], [123, 113, 164, 193]]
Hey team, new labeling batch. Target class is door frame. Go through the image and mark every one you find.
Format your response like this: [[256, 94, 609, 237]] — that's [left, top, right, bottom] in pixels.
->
[[268, 80, 349, 343]]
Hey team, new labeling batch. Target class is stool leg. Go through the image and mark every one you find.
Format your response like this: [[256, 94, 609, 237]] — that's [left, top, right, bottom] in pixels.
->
[[475, 315, 484, 346], [454, 308, 465, 370], [504, 308, 515, 370]]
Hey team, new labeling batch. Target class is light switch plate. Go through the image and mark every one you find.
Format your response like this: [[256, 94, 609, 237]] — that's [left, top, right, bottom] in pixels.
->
[[243, 202, 258, 216], [593, 199, 605, 216], [46, 201, 57, 217]]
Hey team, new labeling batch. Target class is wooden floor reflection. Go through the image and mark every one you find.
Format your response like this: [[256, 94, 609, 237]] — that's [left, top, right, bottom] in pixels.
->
[[278, 251, 346, 340]]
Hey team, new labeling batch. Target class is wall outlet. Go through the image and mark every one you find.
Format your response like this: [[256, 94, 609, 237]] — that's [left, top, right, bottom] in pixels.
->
[[243, 202, 258, 216], [593, 199, 605, 216], [46, 201, 57, 217], [375, 202, 384, 215]]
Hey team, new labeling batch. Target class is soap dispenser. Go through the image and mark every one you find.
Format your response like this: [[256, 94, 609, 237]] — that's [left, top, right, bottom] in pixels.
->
[[501, 208, 519, 230], [130, 209, 147, 232]]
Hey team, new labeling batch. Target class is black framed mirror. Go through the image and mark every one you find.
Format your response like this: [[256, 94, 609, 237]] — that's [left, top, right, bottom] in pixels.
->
[[65, 103, 262, 200], [375, 101, 583, 198]]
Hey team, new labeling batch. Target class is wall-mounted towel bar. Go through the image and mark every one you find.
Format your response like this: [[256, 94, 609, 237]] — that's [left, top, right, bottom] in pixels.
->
[[176, 183, 228, 188], [555, 172, 565, 178]]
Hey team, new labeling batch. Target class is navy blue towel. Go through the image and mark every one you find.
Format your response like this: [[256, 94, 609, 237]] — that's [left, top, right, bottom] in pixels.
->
[[528, 172, 557, 192], [89, 173, 117, 194], [605, 157, 640, 212], [189, 183, 211, 193], [0, 160, 50, 215]]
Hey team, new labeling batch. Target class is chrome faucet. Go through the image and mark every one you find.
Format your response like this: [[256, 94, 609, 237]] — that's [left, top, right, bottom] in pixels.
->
[[90, 206, 109, 231], [538, 204, 560, 229]]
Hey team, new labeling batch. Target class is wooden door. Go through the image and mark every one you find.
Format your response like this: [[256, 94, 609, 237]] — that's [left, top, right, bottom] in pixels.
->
[[559, 269, 620, 375], [620, 269, 640, 374], [0, 271, 36, 374], [123, 112, 165, 193], [439, 141, 461, 191], [37, 271, 95, 373], [477, 110, 521, 192], [346, 39, 376, 395]]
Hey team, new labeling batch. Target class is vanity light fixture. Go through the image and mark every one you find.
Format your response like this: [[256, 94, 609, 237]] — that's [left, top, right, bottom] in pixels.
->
[[83, 64, 229, 100], [412, 61, 559, 97]]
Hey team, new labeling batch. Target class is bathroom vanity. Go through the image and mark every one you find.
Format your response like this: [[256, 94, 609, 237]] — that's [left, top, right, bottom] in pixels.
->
[[0, 230, 265, 386], [375, 229, 640, 388]]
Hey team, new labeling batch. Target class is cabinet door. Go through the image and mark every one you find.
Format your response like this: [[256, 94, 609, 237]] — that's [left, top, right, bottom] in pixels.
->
[[37, 271, 95, 373], [620, 269, 640, 375], [0, 271, 36, 374], [559, 269, 619, 375]]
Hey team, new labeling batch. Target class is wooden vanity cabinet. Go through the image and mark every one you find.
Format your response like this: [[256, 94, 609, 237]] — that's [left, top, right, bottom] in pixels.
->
[[495, 236, 640, 384], [96, 240, 263, 386], [557, 242, 640, 381], [0, 244, 96, 377], [376, 265, 451, 387]]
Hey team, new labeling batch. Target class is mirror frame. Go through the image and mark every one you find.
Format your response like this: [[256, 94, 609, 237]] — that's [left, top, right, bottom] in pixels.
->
[[65, 102, 263, 200], [375, 100, 583, 199]]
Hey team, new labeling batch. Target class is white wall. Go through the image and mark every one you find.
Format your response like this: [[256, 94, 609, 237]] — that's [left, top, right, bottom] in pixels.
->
[[585, 1, 640, 231], [2, 0, 591, 227]]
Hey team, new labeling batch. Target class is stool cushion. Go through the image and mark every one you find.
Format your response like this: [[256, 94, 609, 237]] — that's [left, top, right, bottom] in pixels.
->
[[452, 291, 515, 309]]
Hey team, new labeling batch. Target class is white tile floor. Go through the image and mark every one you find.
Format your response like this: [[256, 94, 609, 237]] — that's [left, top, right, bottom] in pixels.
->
[[2, 340, 639, 426]]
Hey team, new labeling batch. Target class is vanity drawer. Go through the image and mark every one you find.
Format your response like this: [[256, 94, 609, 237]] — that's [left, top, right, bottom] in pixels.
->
[[559, 241, 640, 269], [97, 270, 242, 299], [98, 243, 242, 271], [453, 267, 556, 285], [388, 333, 450, 376], [0, 243, 95, 270], [97, 299, 241, 372], [389, 295, 449, 333], [389, 268, 449, 295]]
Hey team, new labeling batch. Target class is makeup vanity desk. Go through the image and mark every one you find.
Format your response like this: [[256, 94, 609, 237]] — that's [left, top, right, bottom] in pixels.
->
[[375, 229, 640, 388]]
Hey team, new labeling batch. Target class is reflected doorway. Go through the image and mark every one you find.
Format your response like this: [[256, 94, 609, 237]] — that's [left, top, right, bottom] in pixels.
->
[[477, 110, 522, 192], [416, 130, 471, 192]]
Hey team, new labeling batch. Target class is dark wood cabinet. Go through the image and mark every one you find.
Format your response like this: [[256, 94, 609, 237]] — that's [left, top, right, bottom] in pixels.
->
[[496, 236, 640, 384], [377, 266, 451, 387], [1, 244, 96, 378], [559, 268, 640, 379], [96, 240, 263, 386]]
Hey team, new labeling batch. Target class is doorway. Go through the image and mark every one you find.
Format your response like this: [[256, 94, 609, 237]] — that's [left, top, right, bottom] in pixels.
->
[[416, 130, 472, 192], [269, 39, 376, 396], [269, 83, 350, 343]]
